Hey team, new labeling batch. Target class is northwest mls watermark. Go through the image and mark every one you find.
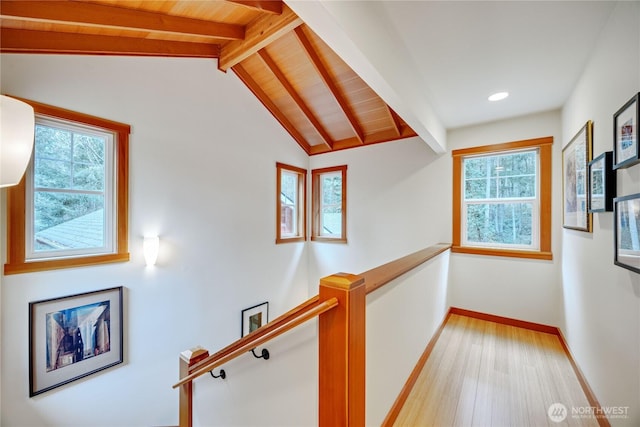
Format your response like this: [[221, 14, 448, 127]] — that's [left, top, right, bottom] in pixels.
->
[[548, 402, 629, 423]]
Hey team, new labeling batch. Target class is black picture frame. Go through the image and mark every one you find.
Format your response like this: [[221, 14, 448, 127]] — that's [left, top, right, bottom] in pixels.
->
[[562, 121, 593, 231], [29, 286, 123, 397], [241, 302, 269, 337], [613, 92, 640, 169], [614, 193, 640, 274], [588, 151, 616, 212]]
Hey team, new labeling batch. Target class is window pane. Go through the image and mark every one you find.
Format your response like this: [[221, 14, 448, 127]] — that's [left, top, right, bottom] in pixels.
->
[[281, 171, 297, 205], [35, 124, 72, 160], [35, 124, 106, 191], [34, 192, 105, 251], [35, 158, 72, 189], [280, 171, 298, 236], [320, 172, 342, 236], [465, 202, 533, 245], [322, 174, 342, 205], [465, 151, 536, 199], [73, 133, 106, 191], [321, 207, 342, 236]]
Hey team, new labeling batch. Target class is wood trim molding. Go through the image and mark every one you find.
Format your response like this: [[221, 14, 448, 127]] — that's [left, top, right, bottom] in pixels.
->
[[311, 165, 347, 242], [555, 328, 611, 427], [275, 162, 307, 244], [3, 97, 130, 275], [448, 307, 558, 334], [451, 136, 553, 261]]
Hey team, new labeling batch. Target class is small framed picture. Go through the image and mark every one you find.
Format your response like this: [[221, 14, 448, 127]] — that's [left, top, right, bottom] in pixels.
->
[[241, 302, 268, 337], [29, 286, 123, 397], [588, 151, 616, 212], [563, 121, 593, 231], [614, 193, 640, 274], [613, 92, 640, 169]]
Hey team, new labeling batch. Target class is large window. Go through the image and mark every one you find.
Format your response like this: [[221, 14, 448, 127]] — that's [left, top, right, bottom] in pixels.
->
[[276, 162, 306, 243], [312, 165, 347, 243], [452, 137, 552, 260], [5, 99, 130, 274]]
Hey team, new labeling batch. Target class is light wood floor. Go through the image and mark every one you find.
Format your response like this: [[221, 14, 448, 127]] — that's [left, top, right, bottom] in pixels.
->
[[393, 314, 599, 426]]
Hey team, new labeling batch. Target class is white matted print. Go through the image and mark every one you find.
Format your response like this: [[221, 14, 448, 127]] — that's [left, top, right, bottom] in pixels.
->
[[241, 302, 268, 337], [29, 286, 123, 396]]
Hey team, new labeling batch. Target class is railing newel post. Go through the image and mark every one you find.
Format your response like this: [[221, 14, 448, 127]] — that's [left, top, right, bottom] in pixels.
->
[[319, 272, 366, 427], [179, 346, 209, 427]]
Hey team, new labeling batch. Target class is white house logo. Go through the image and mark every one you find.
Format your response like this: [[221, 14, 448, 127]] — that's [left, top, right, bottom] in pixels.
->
[[548, 403, 568, 422]]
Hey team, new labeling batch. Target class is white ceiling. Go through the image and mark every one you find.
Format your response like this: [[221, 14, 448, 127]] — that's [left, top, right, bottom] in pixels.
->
[[289, 0, 616, 144], [379, 1, 616, 129]]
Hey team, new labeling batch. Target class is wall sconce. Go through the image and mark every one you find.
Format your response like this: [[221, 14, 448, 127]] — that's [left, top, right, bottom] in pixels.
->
[[143, 236, 160, 266], [1, 95, 35, 188]]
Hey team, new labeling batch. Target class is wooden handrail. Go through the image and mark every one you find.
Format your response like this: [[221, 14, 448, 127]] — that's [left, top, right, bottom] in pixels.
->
[[361, 243, 452, 295], [188, 294, 320, 374], [173, 296, 338, 389]]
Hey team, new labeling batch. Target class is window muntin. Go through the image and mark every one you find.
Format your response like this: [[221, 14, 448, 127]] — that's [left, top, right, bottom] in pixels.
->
[[462, 149, 539, 250], [276, 162, 306, 243], [452, 137, 553, 260], [4, 98, 130, 275], [26, 117, 115, 260], [312, 165, 346, 242]]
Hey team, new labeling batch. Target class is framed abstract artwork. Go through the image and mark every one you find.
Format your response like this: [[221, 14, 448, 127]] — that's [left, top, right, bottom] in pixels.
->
[[29, 286, 123, 396], [563, 121, 593, 231]]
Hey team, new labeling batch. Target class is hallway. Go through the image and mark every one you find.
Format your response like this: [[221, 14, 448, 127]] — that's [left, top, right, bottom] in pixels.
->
[[394, 314, 602, 426]]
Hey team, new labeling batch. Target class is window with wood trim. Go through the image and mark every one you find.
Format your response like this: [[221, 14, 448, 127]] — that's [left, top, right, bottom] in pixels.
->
[[452, 137, 552, 260], [276, 162, 306, 243], [4, 99, 130, 274], [312, 165, 347, 243]]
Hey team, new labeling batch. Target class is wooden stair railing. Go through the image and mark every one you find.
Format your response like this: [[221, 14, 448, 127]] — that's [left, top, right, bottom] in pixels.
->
[[173, 296, 338, 389], [174, 244, 451, 427]]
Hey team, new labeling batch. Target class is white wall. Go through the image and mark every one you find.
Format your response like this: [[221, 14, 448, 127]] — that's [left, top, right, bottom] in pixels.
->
[[447, 110, 564, 327], [0, 54, 313, 427], [561, 2, 640, 425], [366, 250, 449, 426], [307, 137, 450, 289]]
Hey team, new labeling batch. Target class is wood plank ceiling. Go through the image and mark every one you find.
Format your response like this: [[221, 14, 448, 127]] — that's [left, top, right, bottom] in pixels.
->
[[0, 0, 417, 155]]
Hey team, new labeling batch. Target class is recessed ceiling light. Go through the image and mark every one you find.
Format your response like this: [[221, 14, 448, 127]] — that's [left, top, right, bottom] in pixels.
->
[[488, 92, 509, 102]]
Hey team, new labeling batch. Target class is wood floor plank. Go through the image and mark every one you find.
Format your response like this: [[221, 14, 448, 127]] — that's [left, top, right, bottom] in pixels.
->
[[393, 314, 599, 426]]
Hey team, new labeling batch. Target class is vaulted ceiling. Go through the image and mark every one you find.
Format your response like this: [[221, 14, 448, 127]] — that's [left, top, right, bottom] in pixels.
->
[[0, 0, 417, 155]]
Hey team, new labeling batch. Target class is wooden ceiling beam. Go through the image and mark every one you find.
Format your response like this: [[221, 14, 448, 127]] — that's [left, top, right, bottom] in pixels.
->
[[309, 127, 417, 155], [257, 49, 334, 150], [293, 27, 365, 145], [232, 63, 311, 155], [385, 105, 402, 138], [0, 1, 245, 40], [0, 28, 220, 58], [226, 1, 283, 15], [218, 4, 302, 71]]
